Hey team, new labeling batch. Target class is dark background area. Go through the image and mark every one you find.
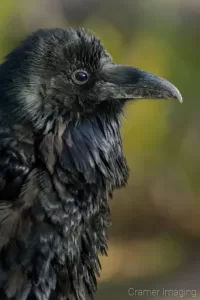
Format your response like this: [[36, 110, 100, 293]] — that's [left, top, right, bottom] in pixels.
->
[[0, 0, 200, 298]]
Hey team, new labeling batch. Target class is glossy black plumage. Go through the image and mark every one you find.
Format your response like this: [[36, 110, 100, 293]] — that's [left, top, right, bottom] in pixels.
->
[[0, 28, 182, 300]]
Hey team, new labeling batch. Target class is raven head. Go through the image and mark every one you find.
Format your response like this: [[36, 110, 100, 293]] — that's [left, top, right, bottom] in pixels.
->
[[0, 28, 182, 128]]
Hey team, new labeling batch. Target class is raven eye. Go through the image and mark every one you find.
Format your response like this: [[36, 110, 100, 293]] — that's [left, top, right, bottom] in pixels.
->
[[72, 70, 89, 85]]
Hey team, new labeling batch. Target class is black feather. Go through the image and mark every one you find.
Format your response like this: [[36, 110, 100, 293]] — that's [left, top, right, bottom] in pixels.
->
[[0, 27, 131, 300]]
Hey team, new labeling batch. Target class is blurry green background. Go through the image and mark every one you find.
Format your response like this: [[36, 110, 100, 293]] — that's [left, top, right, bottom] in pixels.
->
[[1, 0, 200, 299]]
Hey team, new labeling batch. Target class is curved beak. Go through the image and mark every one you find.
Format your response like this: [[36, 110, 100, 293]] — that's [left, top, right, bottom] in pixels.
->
[[102, 64, 183, 103]]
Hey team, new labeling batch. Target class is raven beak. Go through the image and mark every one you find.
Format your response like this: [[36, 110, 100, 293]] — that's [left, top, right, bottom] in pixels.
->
[[102, 64, 183, 103]]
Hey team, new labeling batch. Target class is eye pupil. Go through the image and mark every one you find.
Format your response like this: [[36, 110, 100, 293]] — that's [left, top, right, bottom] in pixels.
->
[[74, 71, 88, 84], [76, 72, 87, 81]]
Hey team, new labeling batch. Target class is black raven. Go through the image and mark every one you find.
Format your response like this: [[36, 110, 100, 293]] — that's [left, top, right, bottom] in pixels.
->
[[0, 28, 182, 300]]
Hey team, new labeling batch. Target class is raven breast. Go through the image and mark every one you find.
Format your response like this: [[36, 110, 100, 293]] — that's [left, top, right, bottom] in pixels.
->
[[34, 114, 129, 300]]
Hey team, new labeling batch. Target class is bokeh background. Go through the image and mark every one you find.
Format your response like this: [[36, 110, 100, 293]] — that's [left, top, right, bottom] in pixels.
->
[[0, 0, 200, 299]]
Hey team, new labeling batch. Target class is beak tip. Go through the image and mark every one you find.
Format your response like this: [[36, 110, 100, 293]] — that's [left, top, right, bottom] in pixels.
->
[[174, 87, 183, 103]]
